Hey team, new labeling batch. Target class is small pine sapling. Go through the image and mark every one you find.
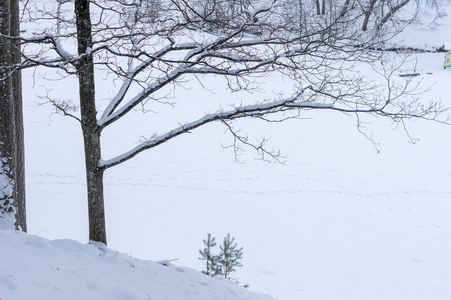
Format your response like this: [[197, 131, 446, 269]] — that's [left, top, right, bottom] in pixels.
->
[[198, 233, 220, 276], [218, 233, 243, 279]]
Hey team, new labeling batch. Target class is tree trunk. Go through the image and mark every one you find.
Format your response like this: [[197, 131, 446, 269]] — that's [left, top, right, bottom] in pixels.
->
[[315, 0, 320, 15], [362, 0, 378, 31], [75, 0, 107, 244], [298, 0, 303, 35], [0, 0, 16, 222], [10, 0, 26, 232], [379, 0, 411, 28], [339, 0, 351, 18]]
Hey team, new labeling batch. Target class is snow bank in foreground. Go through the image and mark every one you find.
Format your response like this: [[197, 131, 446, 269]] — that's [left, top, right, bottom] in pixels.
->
[[0, 229, 273, 300]]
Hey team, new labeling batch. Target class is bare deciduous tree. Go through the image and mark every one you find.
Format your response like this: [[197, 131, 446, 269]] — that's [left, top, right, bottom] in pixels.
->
[[286, 0, 434, 36], [16, 0, 447, 244]]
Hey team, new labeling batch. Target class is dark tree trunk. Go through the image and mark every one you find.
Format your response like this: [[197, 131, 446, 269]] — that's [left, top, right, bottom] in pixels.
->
[[340, 0, 351, 17], [10, 0, 26, 232], [362, 0, 378, 31], [75, 0, 107, 244], [379, 0, 411, 28], [315, 0, 320, 15], [298, 0, 303, 35], [0, 0, 16, 220]]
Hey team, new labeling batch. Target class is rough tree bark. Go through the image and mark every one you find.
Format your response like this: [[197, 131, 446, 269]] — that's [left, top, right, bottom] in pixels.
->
[[0, 0, 16, 222], [75, 0, 106, 244], [0, 0, 26, 231], [11, 0, 26, 232]]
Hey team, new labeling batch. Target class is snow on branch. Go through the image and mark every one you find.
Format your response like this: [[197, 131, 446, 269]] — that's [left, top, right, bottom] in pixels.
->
[[98, 77, 448, 170], [100, 86, 435, 170], [99, 43, 177, 120], [97, 38, 309, 129], [98, 88, 314, 169]]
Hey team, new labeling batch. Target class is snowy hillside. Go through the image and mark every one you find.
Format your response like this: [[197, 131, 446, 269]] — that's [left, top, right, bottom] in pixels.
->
[[0, 230, 272, 300], [2, 1, 451, 300]]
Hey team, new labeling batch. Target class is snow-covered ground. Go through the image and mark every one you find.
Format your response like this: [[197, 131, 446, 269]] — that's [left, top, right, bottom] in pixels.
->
[[0, 230, 272, 300], [391, 0, 451, 50], [2, 2, 451, 300]]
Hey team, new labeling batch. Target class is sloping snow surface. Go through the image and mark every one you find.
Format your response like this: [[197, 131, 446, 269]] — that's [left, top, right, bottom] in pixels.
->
[[0, 230, 272, 300]]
